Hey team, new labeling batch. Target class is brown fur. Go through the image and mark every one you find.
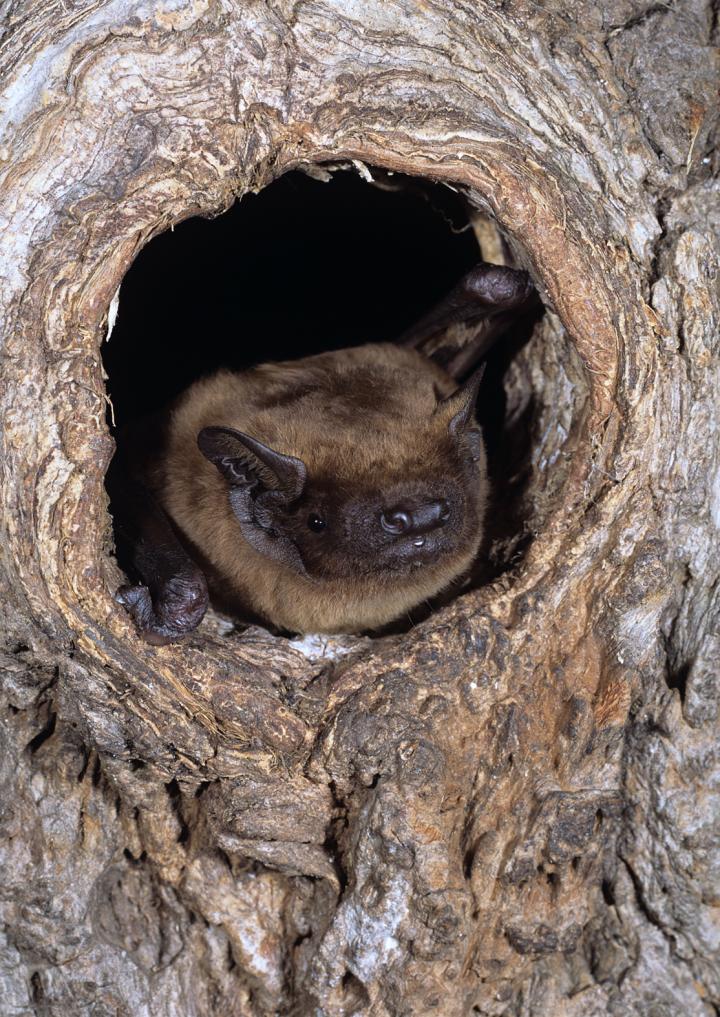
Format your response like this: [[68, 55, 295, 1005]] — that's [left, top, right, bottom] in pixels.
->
[[139, 343, 488, 633]]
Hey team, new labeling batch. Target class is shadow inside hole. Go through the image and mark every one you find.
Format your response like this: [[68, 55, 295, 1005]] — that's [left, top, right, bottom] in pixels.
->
[[477, 307, 542, 576], [104, 170, 482, 428], [104, 168, 544, 633]]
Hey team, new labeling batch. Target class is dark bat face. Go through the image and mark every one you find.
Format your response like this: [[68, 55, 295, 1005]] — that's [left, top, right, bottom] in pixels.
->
[[197, 367, 487, 594], [253, 450, 482, 582]]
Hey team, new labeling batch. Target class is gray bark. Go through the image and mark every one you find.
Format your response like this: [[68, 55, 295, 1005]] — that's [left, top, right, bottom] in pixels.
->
[[0, 1, 718, 1015]]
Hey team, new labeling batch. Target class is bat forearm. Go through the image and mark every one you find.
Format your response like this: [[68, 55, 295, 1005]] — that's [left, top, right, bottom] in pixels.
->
[[400, 261, 538, 377]]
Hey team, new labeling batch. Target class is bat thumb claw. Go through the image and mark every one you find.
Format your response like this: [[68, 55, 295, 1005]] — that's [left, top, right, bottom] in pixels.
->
[[115, 584, 149, 610]]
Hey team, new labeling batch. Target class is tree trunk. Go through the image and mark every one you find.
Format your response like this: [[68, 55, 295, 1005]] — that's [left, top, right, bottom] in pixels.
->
[[0, 2, 718, 1015]]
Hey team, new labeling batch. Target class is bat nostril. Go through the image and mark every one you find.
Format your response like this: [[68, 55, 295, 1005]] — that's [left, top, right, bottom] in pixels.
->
[[381, 500, 450, 537], [381, 509, 412, 535]]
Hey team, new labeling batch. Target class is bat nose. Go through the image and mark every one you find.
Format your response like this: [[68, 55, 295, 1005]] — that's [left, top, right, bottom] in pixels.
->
[[381, 499, 450, 536]]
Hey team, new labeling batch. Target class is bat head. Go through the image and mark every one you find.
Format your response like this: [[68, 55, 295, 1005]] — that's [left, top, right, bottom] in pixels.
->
[[197, 366, 487, 594]]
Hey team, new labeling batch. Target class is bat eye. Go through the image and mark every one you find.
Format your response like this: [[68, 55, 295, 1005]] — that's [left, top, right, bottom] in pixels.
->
[[307, 512, 327, 533]]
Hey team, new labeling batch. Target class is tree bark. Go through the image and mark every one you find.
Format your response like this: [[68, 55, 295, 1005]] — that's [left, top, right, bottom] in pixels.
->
[[0, 2, 718, 1015]]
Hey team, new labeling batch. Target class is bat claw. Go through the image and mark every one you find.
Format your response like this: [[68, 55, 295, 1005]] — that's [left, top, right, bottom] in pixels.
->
[[116, 575, 208, 645]]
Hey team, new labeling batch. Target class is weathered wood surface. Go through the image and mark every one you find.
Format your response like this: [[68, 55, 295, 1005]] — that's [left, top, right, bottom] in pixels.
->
[[0, 1, 718, 1014]]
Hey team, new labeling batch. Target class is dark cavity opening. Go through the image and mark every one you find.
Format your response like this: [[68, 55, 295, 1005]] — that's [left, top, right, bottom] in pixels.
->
[[104, 170, 483, 425], [104, 167, 544, 631]]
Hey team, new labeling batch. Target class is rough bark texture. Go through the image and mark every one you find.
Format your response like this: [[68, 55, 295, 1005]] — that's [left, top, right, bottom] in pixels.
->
[[0, 2, 718, 1015]]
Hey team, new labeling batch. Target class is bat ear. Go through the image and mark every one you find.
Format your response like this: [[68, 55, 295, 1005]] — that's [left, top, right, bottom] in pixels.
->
[[435, 364, 486, 435], [197, 426, 307, 501]]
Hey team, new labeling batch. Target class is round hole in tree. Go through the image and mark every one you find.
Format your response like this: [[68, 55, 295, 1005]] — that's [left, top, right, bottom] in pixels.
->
[[103, 166, 577, 642]]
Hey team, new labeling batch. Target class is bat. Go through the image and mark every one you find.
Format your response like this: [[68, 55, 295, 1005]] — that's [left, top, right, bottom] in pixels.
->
[[110, 261, 536, 644]]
